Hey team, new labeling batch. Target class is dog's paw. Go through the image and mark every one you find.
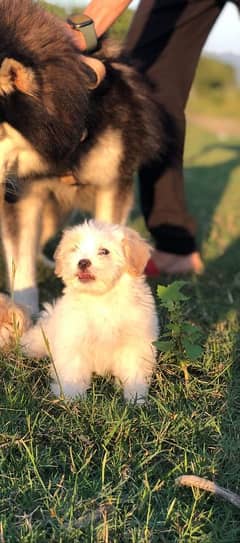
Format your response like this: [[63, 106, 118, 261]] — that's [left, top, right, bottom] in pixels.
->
[[51, 380, 89, 399], [0, 294, 31, 350], [123, 386, 148, 404]]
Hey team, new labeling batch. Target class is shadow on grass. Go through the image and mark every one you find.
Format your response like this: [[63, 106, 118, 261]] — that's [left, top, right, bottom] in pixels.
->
[[184, 140, 240, 322], [177, 142, 240, 541], [185, 142, 240, 250]]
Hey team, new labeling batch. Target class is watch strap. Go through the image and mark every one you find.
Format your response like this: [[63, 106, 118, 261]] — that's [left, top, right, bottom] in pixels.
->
[[67, 15, 98, 54], [80, 23, 98, 54]]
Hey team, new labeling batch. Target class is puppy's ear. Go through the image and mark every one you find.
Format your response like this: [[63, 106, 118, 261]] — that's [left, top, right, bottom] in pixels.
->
[[0, 58, 37, 97], [122, 228, 151, 276]]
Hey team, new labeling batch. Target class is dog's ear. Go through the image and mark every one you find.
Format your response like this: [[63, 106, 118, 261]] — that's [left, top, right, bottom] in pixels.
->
[[54, 238, 64, 278], [0, 58, 37, 97], [122, 228, 151, 276], [81, 56, 106, 89]]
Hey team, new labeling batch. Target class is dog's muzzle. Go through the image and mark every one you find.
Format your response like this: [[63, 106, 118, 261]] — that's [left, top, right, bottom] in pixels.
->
[[78, 259, 91, 271], [77, 259, 95, 281]]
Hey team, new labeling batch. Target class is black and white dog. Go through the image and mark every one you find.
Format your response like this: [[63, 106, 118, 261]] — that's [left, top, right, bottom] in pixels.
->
[[0, 0, 176, 314]]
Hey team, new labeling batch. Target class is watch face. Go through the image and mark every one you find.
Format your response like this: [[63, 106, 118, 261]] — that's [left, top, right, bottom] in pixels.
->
[[68, 14, 92, 28], [67, 14, 97, 53]]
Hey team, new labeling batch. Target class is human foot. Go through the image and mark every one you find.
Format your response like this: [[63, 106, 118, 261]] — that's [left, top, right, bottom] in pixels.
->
[[145, 249, 204, 276]]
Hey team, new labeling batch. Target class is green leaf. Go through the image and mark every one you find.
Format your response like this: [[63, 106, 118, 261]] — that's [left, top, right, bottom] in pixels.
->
[[155, 340, 172, 353], [182, 322, 202, 341], [182, 339, 203, 361], [157, 281, 188, 306], [170, 323, 181, 335], [159, 332, 172, 340]]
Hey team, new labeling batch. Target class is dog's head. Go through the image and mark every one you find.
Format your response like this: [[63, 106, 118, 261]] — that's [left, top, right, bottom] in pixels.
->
[[54, 221, 151, 295], [0, 0, 105, 185]]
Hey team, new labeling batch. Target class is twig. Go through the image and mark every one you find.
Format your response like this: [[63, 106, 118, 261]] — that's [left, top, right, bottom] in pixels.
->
[[176, 474, 240, 508]]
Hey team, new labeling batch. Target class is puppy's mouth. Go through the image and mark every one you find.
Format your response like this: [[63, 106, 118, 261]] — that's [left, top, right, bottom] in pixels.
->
[[76, 271, 96, 282]]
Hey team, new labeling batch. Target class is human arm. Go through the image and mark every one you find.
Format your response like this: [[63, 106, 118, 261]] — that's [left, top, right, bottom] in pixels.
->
[[68, 0, 132, 50]]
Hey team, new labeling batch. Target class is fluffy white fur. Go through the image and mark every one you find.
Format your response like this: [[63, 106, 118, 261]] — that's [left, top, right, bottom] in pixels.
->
[[21, 221, 159, 402]]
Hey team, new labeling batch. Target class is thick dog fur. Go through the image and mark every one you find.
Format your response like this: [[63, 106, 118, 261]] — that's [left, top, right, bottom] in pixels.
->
[[0, 221, 159, 402], [0, 0, 176, 314], [0, 292, 31, 350], [23, 221, 159, 402]]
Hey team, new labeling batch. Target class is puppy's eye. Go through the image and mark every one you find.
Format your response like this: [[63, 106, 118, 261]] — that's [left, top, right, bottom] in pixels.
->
[[70, 245, 79, 253], [98, 248, 110, 256]]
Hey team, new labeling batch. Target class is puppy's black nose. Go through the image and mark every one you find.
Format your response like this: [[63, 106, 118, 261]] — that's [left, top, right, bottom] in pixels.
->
[[78, 258, 91, 270]]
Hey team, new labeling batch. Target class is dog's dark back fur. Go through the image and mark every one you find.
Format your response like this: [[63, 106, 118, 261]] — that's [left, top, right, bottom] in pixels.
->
[[0, 0, 176, 177]]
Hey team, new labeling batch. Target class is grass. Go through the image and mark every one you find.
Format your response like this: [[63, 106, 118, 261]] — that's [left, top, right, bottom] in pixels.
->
[[187, 87, 240, 119], [1, 123, 240, 541]]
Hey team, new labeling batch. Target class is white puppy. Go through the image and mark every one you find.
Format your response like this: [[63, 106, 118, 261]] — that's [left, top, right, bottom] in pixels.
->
[[21, 220, 159, 402]]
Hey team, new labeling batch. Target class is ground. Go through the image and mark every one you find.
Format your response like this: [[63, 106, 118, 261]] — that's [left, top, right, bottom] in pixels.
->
[[1, 120, 240, 542]]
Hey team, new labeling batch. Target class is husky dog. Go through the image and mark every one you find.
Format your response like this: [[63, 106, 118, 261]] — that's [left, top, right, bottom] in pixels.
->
[[0, 0, 176, 314]]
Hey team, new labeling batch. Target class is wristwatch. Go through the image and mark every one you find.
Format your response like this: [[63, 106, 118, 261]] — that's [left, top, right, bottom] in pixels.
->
[[67, 14, 98, 54]]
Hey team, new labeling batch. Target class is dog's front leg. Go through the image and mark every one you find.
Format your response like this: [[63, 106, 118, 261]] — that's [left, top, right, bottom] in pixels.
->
[[95, 181, 133, 225], [116, 343, 156, 403], [50, 346, 92, 399], [1, 190, 47, 315], [123, 377, 149, 404]]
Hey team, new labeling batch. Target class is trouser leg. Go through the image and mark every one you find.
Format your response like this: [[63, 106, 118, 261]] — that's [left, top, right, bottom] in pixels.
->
[[125, 0, 224, 254]]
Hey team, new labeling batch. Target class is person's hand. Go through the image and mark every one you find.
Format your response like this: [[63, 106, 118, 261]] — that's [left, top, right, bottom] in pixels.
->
[[65, 21, 106, 87], [71, 29, 87, 51], [65, 22, 87, 51]]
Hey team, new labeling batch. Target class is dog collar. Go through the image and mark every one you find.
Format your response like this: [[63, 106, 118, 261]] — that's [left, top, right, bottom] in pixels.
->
[[67, 14, 98, 54]]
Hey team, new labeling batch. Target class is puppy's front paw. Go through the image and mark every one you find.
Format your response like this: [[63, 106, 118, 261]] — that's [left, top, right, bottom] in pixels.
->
[[123, 384, 148, 404], [51, 380, 89, 399]]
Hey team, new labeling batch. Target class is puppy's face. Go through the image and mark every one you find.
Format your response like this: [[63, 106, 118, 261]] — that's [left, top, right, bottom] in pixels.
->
[[54, 221, 151, 295]]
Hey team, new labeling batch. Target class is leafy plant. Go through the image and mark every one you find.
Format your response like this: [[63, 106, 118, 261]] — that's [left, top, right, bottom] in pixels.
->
[[156, 280, 203, 385]]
